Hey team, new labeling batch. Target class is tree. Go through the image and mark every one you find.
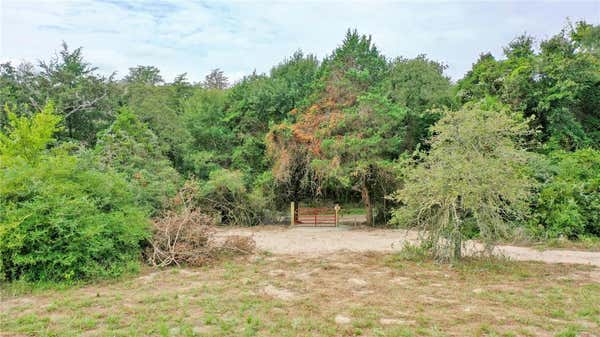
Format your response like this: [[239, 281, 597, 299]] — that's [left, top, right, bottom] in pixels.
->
[[96, 108, 181, 214], [123, 80, 191, 169], [385, 55, 455, 152], [203, 68, 229, 89], [269, 50, 320, 112], [40, 43, 120, 144], [457, 22, 600, 150], [317, 29, 388, 106], [312, 92, 406, 224], [222, 51, 318, 185], [392, 101, 535, 260], [0, 62, 38, 127], [267, 30, 392, 224], [182, 88, 234, 179], [124, 65, 164, 85], [0, 43, 119, 145]]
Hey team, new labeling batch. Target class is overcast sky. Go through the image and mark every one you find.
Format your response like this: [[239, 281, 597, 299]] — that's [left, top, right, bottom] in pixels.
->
[[1, 1, 599, 83]]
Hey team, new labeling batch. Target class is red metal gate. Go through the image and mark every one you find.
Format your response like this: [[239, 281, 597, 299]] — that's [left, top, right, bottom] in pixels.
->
[[293, 206, 337, 227]]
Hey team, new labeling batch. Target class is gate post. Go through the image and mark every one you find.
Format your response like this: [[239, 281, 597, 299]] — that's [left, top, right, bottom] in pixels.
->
[[290, 201, 295, 226]]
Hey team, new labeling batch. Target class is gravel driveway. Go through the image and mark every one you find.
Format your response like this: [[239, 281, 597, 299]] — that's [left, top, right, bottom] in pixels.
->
[[220, 226, 600, 267]]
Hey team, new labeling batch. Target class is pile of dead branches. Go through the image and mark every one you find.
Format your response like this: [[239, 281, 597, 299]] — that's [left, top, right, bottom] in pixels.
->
[[146, 181, 255, 267]]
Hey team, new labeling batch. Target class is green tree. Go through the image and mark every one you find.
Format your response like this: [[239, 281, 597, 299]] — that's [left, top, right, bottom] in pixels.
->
[[0, 43, 119, 145], [124, 65, 164, 85], [267, 31, 394, 224], [0, 62, 38, 127], [316, 29, 387, 106], [385, 55, 454, 152], [392, 101, 534, 260], [182, 88, 234, 179], [457, 22, 600, 149], [314, 92, 405, 224], [223, 51, 319, 185], [0, 102, 61, 164], [123, 80, 191, 168], [96, 108, 181, 214], [203, 68, 229, 89]]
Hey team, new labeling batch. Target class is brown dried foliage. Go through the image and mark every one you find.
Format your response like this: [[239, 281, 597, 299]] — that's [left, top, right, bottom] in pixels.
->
[[146, 182, 255, 268]]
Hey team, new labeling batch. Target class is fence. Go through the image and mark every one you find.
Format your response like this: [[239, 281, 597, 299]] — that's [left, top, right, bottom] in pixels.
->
[[290, 202, 339, 227]]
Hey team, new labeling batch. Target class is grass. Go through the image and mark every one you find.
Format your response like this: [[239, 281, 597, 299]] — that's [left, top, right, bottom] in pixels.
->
[[1, 252, 599, 337], [340, 207, 367, 215], [530, 236, 600, 252]]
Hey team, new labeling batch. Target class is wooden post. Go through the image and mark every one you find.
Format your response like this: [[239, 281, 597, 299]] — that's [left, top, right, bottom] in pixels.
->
[[290, 201, 295, 226], [334, 204, 340, 227]]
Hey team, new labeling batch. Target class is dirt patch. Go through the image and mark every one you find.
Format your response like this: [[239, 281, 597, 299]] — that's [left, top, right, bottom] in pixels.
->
[[347, 278, 368, 287], [334, 314, 351, 325], [261, 284, 297, 301], [220, 226, 600, 267]]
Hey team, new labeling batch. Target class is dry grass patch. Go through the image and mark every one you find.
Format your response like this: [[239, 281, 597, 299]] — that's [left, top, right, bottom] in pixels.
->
[[1, 252, 599, 337]]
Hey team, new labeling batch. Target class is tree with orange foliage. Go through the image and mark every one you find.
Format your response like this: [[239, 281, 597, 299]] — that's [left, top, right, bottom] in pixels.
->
[[267, 30, 403, 225]]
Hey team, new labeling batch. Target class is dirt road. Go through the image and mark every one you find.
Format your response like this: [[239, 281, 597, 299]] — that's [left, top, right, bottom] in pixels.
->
[[221, 226, 600, 267]]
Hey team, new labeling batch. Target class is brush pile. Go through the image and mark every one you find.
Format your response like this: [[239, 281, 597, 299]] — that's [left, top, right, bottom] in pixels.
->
[[146, 181, 255, 267]]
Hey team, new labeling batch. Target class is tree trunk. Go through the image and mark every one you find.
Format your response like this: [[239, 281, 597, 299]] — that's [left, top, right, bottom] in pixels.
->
[[453, 234, 462, 260], [361, 181, 373, 226], [453, 198, 462, 260]]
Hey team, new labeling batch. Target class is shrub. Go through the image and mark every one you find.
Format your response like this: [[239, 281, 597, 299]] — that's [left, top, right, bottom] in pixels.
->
[[96, 108, 181, 215], [0, 105, 149, 281], [529, 148, 600, 239], [199, 169, 267, 226]]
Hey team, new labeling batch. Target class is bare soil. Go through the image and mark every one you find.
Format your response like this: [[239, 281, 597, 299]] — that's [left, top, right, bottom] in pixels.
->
[[219, 226, 600, 267]]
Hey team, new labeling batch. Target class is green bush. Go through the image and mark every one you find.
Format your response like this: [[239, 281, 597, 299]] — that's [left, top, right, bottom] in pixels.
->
[[198, 169, 267, 226], [0, 105, 149, 281], [96, 108, 181, 215], [529, 148, 600, 239]]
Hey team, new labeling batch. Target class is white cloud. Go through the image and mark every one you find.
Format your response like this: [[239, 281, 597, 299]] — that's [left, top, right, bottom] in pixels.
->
[[1, 0, 598, 83]]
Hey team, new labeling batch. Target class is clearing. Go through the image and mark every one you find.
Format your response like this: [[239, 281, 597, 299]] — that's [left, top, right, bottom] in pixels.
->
[[2, 226, 600, 337], [221, 226, 600, 267]]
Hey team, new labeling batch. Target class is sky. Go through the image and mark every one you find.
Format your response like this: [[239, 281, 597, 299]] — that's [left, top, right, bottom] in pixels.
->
[[1, 0, 599, 83]]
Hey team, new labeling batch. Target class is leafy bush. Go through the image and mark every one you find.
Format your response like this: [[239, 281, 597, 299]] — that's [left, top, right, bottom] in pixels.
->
[[0, 105, 149, 281], [199, 169, 267, 226], [96, 108, 180, 214], [181, 88, 234, 179], [529, 148, 600, 239]]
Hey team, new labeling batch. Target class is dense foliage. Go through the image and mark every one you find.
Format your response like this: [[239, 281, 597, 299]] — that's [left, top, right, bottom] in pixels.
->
[[96, 109, 181, 214], [1, 21, 599, 279], [529, 148, 600, 239], [457, 22, 600, 149], [0, 105, 148, 281], [392, 102, 534, 260]]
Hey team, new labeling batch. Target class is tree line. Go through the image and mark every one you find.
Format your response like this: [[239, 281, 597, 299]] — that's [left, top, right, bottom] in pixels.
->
[[1, 21, 598, 280]]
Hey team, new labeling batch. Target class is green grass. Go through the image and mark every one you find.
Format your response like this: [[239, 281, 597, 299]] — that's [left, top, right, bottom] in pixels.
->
[[339, 207, 367, 215], [531, 235, 600, 252], [2, 252, 598, 337]]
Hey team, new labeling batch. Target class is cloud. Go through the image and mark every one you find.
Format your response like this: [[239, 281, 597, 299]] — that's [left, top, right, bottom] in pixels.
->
[[1, 0, 598, 83]]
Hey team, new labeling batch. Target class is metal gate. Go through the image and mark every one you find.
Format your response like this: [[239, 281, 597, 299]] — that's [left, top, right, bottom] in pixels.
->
[[291, 203, 338, 227]]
